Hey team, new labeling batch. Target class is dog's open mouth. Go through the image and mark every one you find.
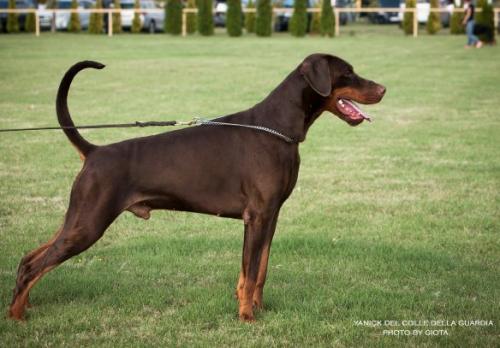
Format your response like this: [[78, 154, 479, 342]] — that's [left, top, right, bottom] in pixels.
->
[[336, 98, 371, 126]]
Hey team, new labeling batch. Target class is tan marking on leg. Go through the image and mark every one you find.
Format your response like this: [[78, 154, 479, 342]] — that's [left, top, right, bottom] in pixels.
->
[[253, 246, 270, 310], [239, 280, 256, 322], [8, 265, 56, 320], [23, 228, 63, 262], [235, 271, 245, 301], [16, 228, 63, 308]]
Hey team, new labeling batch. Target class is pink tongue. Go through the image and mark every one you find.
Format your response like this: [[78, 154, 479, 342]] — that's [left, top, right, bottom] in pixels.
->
[[340, 99, 371, 122]]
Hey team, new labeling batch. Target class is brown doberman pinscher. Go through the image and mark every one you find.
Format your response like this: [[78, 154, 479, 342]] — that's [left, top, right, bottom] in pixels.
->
[[8, 54, 385, 321]]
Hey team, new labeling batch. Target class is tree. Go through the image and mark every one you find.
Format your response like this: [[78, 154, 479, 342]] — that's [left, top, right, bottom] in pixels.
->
[[88, 0, 104, 34], [402, 0, 415, 35], [186, 0, 197, 34], [475, 0, 494, 42], [450, 0, 465, 34], [131, 0, 141, 33], [227, 0, 242, 36], [320, 0, 334, 37], [112, 0, 122, 34], [244, 0, 256, 33], [309, 0, 321, 35], [290, 0, 307, 37], [166, 0, 182, 34], [426, 0, 441, 34], [256, 0, 272, 36], [24, 10, 36, 33], [68, 0, 82, 33], [197, 0, 214, 35], [7, 0, 19, 33]]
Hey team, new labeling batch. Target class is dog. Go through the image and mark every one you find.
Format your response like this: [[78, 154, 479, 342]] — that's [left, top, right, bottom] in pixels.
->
[[8, 54, 385, 321], [473, 23, 496, 45]]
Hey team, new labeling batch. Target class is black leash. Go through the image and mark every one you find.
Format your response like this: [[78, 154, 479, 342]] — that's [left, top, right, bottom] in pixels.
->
[[0, 118, 297, 143], [0, 120, 182, 133]]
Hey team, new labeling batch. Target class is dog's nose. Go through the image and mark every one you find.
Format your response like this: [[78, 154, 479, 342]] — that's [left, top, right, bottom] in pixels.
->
[[377, 85, 386, 96]]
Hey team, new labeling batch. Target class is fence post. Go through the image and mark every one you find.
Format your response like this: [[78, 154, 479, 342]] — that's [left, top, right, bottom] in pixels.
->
[[35, 10, 40, 36], [494, 9, 499, 34], [272, 10, 276, 32], [334, 9, 339, 37], [182, 10, 186, 36], [108, 10, 113, 37], [413, 8, 417, 37], [51, 9, 56, 32]]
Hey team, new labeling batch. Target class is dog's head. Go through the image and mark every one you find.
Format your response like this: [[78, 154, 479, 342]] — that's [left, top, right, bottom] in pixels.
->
[[300, 53, 386, 126]]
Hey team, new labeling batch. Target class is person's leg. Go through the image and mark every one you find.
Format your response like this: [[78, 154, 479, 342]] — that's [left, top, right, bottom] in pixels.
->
[[466, 21, 473, 46], [467, 20, 480, 46]]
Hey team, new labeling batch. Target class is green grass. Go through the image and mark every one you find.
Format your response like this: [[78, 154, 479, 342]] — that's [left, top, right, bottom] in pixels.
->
[[0, 29, 499, 347]]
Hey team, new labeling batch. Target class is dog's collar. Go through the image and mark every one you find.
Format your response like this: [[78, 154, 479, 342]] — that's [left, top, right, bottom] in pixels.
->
[[194, 118, 297, 144]]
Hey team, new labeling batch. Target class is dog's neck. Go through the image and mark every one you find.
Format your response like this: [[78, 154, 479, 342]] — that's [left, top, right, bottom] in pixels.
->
[[251, 68, 328, 143]]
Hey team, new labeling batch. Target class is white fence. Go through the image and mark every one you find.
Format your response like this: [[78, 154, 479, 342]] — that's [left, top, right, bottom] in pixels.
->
[[1, 7, 498, 38]]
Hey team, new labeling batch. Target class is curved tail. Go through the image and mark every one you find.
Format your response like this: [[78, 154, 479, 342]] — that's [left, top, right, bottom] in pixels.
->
[[56, 61, 105, 157]]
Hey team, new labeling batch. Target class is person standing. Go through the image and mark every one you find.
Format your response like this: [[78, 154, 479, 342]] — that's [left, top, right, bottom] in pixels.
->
[[462, 0, 483, 48]]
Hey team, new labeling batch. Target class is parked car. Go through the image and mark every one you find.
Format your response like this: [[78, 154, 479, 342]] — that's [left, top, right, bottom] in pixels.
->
[[38, 0, 95, 30], [0, 0, 35, 32], [59, 0, 94, 30], [38, 3, 53, 30], [274, 0, 354, 32], [214, 0, 227, 27], [398, 0, 450, 27], [368, 0, 400, 24], [214, 0, 253, 28], [114, 0, 164, 32], [335, 0, 356, 25]]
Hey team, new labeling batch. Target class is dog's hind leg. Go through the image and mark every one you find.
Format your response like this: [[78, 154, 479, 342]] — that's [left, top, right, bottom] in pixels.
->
[[8, 171, 123, 320], [12, 227, 65, 309]]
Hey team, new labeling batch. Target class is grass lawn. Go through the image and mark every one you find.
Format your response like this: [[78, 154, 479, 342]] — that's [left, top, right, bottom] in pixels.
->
[[0, 28, 499, 347]]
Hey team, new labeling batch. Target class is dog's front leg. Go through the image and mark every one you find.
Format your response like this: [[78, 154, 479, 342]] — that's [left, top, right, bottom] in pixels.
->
[[238, 210, 276, 322], [252, 211, 279, 310]]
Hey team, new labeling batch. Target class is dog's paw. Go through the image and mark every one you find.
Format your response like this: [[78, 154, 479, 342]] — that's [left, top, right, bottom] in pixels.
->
[[7, 308, 26, 322], [253, 299, 263, 311], [239, 302, 255, 322], [239, 312, 255, 322]]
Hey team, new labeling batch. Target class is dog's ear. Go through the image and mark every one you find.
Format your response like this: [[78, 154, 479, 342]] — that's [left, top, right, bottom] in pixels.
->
[[300, 57, 332, 97]]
